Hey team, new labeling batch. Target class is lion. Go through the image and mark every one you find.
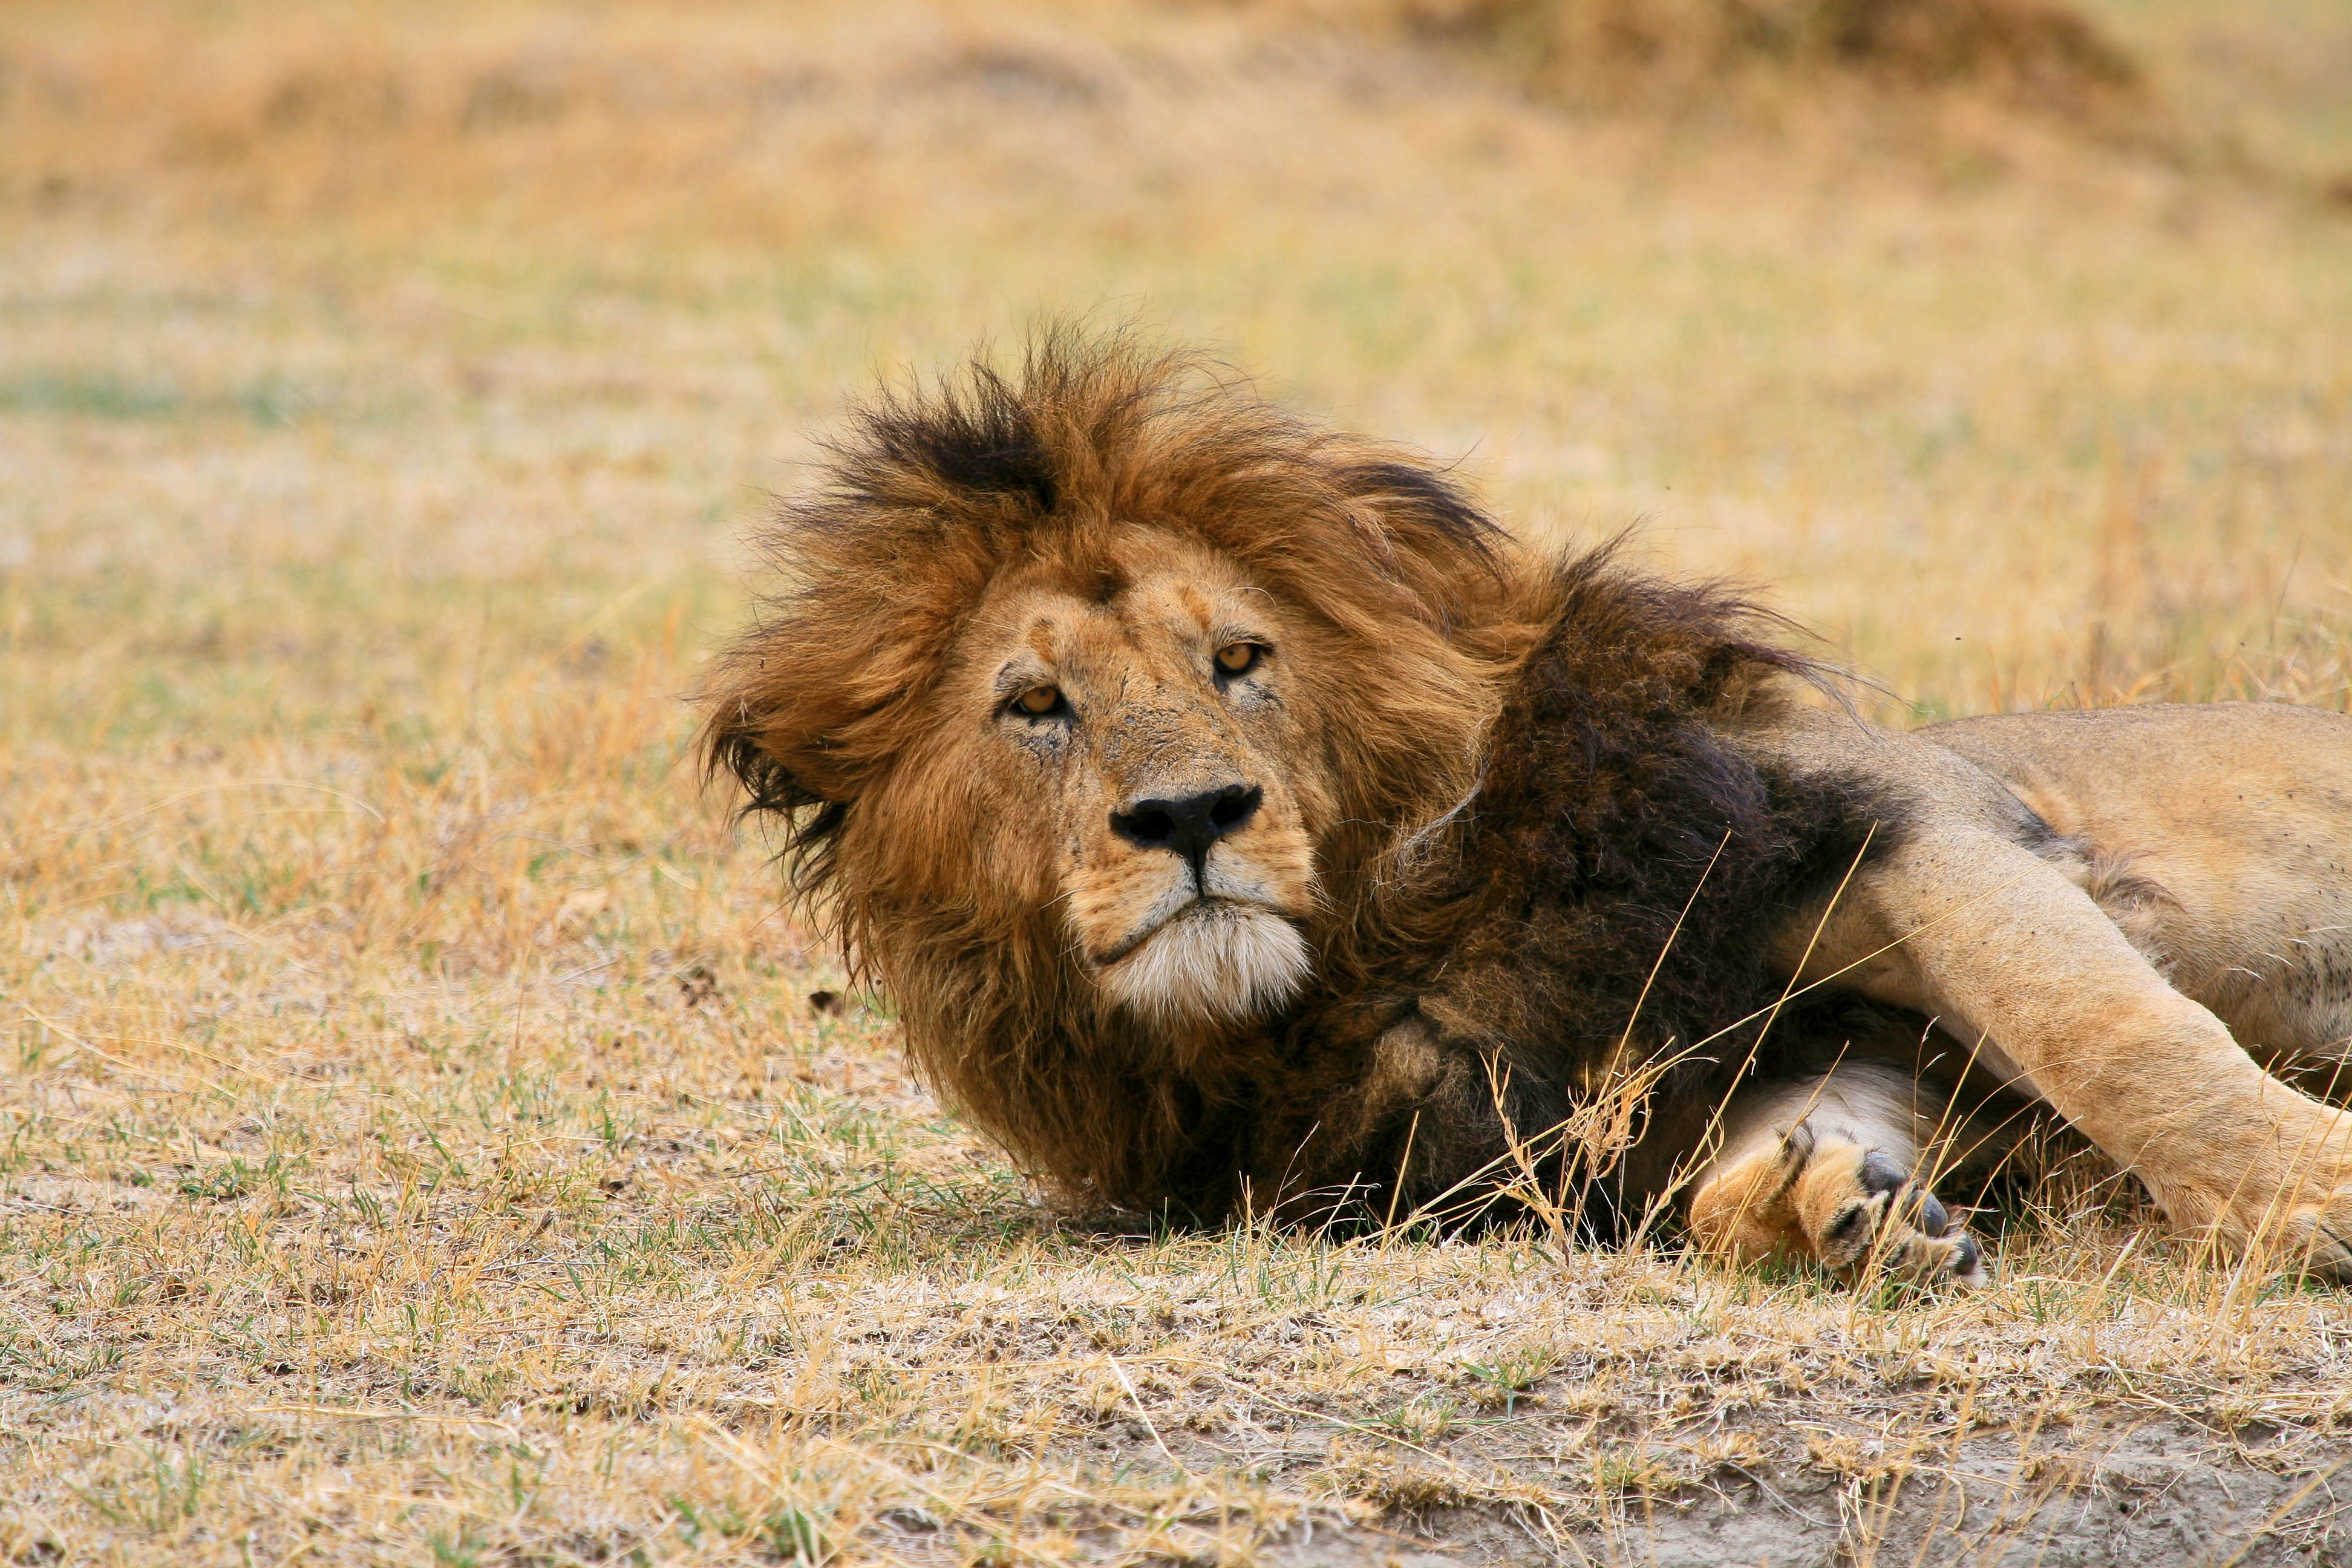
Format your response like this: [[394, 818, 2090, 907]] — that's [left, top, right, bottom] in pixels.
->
[[701, 329, 2352, 1287]]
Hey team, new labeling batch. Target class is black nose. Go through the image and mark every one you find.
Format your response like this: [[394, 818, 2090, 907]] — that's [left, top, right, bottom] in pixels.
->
[[1109, 783, 1263, 868]]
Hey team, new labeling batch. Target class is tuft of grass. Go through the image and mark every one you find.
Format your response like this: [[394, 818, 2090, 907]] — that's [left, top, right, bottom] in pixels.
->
[[1361, 0, 2145, 117]]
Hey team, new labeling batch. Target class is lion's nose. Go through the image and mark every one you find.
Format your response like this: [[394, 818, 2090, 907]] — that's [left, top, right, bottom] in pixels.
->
[[1109, 783, 1263, 868]]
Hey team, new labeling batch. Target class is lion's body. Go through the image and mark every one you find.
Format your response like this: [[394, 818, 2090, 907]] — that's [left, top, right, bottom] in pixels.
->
[[707, 331, 2352, 1286], [1923, 704, 2352, 1073]]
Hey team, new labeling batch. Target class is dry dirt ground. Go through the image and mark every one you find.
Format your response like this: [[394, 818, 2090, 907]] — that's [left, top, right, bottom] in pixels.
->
[[5, 1, 2352, 1563]]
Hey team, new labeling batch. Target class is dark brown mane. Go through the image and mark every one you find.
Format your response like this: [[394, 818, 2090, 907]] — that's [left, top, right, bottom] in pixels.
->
[[1258, 553, 1907, 1232]]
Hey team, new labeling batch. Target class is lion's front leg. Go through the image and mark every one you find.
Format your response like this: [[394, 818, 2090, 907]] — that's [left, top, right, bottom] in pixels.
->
[[1688, 1062, 1987, 1286], [1817, 826, 2352, 1282]]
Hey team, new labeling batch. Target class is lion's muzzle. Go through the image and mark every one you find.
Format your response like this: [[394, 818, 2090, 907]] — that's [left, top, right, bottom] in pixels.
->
[[1085, 777, 1312, 1027]]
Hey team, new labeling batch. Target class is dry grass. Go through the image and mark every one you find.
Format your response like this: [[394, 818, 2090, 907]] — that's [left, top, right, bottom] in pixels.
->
[[5, 0, 2352, 1562]]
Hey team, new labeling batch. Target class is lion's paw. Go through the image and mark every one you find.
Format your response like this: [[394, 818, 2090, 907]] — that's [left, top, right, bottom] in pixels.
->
[[1798, 1145, 1987, 1289], [1690, 1125, 1988, 1289], [2194, 1120, 2352, 1285], [2263, 1183, 2352, 1285]]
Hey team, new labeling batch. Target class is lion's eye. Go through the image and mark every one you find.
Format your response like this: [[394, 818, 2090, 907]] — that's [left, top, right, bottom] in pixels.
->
[[1011, 684, 1063, 717], [1214, 642, 1263, 676]]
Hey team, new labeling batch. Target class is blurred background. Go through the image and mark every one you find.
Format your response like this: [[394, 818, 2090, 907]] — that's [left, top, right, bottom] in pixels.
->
[[5, 0, 2349, 730]]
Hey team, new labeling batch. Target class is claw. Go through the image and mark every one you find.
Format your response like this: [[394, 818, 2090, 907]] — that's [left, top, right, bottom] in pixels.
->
[[1858, 1150, 1907, 1194], [1917, 1189, 1952, 1237]]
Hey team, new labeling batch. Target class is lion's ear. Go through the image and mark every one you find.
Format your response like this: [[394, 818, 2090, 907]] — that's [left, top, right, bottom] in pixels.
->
[[698, 694, 863, 910], [700, 609, 952, 818], [702, 701, 844, 823]]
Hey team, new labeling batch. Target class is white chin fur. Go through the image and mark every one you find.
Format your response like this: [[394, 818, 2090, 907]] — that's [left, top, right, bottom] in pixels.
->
[[1097, 904, 1312, 1028]]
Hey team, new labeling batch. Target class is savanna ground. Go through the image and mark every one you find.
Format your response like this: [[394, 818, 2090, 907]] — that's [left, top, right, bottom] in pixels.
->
[[5, 1, 2352, 1563]]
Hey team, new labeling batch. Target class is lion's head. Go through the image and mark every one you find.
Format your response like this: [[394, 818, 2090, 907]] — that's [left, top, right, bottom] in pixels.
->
[[703, 330, 1551, 1195]]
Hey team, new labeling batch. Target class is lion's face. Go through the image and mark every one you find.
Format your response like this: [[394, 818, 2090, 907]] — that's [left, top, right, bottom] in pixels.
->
[[946, 531, 1329, 1028], [705, 332, 1527, 1160]]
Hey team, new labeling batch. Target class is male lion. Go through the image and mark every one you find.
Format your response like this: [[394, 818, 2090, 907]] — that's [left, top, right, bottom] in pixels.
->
[[702, 331, 2352, 1287]]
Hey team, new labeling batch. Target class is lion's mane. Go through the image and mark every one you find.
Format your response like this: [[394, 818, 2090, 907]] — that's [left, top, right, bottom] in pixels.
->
[[705, 330, 1910, 1232]]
